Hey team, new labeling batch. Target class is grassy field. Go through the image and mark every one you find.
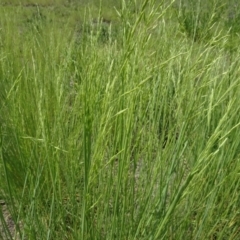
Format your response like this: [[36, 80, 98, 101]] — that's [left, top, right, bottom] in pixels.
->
[[1, 0, 240, 239]]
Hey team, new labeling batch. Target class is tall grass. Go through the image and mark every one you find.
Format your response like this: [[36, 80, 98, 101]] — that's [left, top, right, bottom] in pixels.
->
[[1, 0, 240, 239]]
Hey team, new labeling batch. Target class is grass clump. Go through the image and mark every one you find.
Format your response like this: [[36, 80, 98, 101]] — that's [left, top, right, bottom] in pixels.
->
[[1, 0, 240, 239]]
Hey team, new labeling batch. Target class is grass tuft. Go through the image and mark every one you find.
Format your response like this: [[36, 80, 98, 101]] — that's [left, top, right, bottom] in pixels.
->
[[1, 0, 240, 239]]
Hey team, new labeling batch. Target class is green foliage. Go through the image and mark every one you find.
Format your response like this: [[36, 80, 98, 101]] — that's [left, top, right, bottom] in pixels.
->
[[1, 1, 240, 239], [175, 0, 226, 42]]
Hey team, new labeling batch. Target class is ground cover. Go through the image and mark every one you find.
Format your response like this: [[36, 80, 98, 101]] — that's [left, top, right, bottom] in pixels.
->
[[1, 0, 240, 239]]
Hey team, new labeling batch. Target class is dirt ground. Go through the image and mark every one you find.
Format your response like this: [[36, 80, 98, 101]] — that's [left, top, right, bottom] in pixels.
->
[[0, 200, 20, 240]]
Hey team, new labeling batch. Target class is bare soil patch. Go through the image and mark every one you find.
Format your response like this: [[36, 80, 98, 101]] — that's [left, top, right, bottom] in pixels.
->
[[0, 200, 20, 240]]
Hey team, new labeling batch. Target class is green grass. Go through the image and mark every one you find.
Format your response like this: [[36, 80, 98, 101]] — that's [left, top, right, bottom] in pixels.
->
[[1, 0, 240, 239]]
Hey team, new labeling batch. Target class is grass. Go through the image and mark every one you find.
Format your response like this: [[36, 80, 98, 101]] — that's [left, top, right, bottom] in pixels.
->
[[1, 0, 240, 239]]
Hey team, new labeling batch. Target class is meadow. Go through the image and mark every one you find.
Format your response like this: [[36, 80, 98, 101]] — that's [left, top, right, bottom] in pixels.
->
[[1, 0, 240, 239]]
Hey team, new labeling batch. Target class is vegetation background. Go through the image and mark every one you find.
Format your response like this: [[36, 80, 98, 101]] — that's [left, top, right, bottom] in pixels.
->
[[1, 0, 240, 239]]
